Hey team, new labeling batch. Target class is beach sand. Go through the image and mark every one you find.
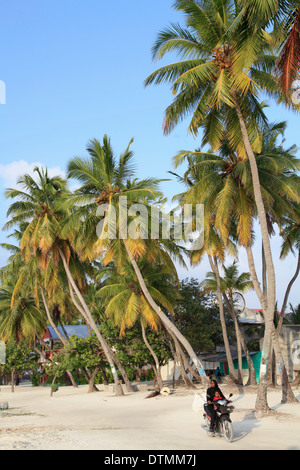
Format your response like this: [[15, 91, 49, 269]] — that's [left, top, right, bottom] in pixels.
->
[[0, 382, 299, 450]]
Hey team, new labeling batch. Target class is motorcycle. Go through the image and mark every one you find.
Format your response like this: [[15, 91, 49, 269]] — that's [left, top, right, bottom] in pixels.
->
[[202, 393, 234, 443]]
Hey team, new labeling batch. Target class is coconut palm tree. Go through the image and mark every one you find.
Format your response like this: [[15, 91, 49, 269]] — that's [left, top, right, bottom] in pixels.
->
[[144, 0, 284, 410], [276, 5, 300, 99], [200, 261, 257, 385], [171, 166, 240, 383], [64, 135, 209, 386], [3, 167, 128, 395], [240, 0, 300, 98], [171, 119, 300, 399], [98, 260, 179, 390], [173, 121, 299, 247]]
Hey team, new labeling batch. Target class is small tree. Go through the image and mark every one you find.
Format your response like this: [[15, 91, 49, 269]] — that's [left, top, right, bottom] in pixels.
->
[[45, 335, 108, 393], [0, 340, 38, 392], [100, 319, 172, 385]]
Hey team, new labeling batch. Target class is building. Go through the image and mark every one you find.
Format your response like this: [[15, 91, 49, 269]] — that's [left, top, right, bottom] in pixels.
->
[[161, 307, 264, 383], [43, 325, 90, 347], [39, 325, 91, 364], [278, 325, 300, 382]]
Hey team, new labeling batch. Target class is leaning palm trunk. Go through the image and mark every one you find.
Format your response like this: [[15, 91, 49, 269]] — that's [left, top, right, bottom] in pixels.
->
[[229, 298, 243, 385], [59, 249, 124, 396], [234, 98, 276, 411], [41, 289, 78, 388], [109, 348, 135, 393], [67, 279, 134, 393], [166, 331, 196, 389], [165, 325, 199, 387], [123, 240, 208, 387], [208, 256, 238, 384], [41, 289, 68, 347], [223, 293, 257, 385], [141, 322, 163, 390]]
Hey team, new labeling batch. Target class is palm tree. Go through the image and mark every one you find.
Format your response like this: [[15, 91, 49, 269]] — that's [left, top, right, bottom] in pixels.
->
[[171, 119, 300, 400], [64, 135, 209, 386], [98, 260, 179, 390], [276, 5, 300, 99], [173, 122, 299, 248], [0, 283, 45, 344], [288, 303, 300, 324], [200, 261, 257, 385], [240, 0, 300, 98], [144, 0, 284, 410], [3, 167, 127, 395]]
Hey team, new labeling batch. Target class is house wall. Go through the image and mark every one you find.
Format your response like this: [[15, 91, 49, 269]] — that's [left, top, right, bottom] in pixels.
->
[[160, 353, 262, 384], [278, 325, 300, 382], [231, 352, 261, 383]]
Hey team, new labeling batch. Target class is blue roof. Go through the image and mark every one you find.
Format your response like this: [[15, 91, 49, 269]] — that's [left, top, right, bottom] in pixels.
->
[[46, 325, 90, 341]]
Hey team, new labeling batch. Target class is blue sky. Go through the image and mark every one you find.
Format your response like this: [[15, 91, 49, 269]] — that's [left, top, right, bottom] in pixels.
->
[[0, 0, 299, 309]]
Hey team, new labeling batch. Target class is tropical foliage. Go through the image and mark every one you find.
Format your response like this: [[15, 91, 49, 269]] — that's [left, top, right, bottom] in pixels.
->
[[0, 0, 300, 413]]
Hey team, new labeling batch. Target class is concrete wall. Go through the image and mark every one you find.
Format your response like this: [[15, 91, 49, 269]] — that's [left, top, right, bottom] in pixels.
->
[[278, 325, 300, 381]]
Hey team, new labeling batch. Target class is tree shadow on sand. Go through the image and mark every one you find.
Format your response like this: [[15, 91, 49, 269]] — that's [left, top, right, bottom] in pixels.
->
[[232, 411, 261, 442]]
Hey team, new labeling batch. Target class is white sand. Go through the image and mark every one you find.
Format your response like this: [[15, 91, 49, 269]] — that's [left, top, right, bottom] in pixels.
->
[[0, 382, 299, 450]]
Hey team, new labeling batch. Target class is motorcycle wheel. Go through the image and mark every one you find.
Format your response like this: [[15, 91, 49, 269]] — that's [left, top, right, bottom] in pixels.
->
[[204, 416, 211, 435], [222, 419, 234, 443]]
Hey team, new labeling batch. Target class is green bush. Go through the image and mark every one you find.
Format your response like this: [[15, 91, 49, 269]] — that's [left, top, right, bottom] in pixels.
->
[[144, 368, 154, 381], [31, 372, 42, 387]]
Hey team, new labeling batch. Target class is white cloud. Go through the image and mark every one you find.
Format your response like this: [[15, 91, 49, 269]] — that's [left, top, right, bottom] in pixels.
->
[[0, 160, 66, 189]]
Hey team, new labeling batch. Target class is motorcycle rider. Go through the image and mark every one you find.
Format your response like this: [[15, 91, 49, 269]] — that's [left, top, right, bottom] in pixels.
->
[[205, 379, 228, 434]]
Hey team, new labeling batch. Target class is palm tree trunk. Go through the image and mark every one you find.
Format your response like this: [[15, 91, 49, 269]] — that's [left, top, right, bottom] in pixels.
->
[[208, 256, 238, 384], [277, 249, 300, 333], [123, 239, 208, 386], [230, 297, 243, 385], [245, 244, 271, 408], [41, 289, 68, 347], [141, 321, 163, 390], [166, 331, 196, 389], [234, 97, 276, 412], [59, 248, 124, 396], [40, 289, 78, 388], [67, 279, 134, 392], [223, 293, 257, 385], [262, 242, 268, 298], [165, 325, 199, 387]]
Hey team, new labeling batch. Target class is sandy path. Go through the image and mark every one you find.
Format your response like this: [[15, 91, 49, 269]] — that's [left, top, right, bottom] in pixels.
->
[[0, 382, 299, 450]]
